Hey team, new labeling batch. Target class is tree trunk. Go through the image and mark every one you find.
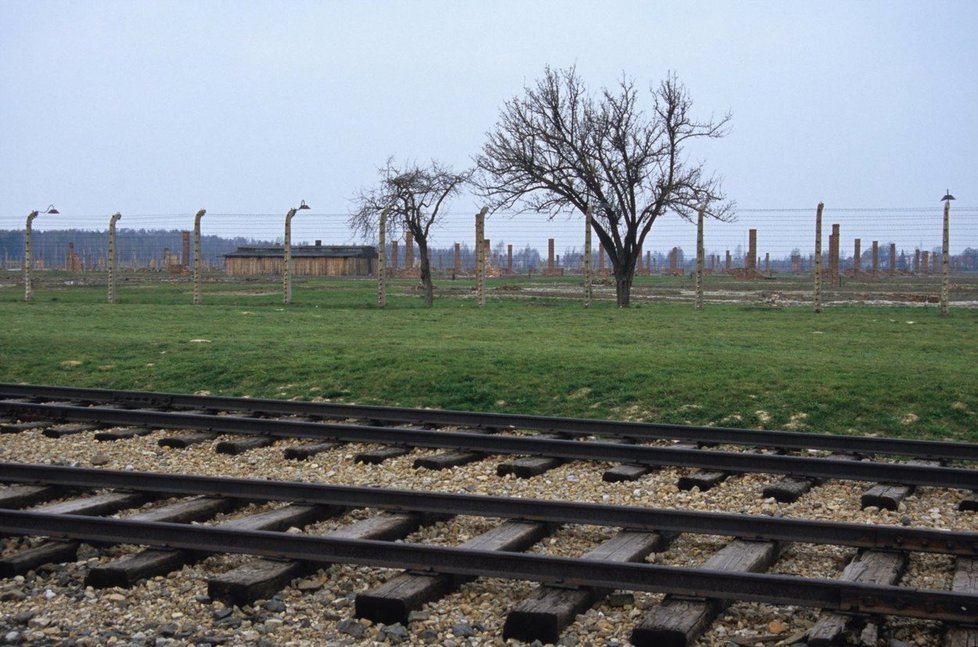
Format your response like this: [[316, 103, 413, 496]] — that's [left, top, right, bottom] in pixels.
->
[[418, 238, 434, 307], [613, 252, 638, 307]]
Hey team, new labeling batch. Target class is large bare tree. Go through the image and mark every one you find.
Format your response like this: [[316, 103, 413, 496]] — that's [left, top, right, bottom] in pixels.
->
[[351, 159, 470, 306], [476, 66, 732, 307]]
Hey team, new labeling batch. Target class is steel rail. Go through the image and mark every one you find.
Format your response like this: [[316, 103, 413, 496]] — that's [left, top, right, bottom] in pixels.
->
[[0, 509, 975, 623], [2, 463, 977, 556], [3, 401, 978, 490], [1, 382, 975, 461]]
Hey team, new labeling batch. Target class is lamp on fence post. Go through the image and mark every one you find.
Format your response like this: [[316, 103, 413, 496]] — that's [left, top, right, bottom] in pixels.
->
[[193, 209, 206, 305], [107, 212, 122, 304], [283, 200, 310, 305], [940, 190, 955, 317], [24, 205, 58, 302]]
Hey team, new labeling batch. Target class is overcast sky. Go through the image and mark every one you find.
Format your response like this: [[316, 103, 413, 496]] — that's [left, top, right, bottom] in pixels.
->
[[2, 1, 976, 249]]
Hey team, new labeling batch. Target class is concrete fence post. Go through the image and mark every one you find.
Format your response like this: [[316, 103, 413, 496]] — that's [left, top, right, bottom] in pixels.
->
[[23, 211, 39, 302], [830, 224, 840, 286], [853, 239, 861, 275], [283, 207, 298, 305], [453, 242, 461, 275], [871, 241, 879, 278], [475, 207, 487, 306], [547, 238, 555, 274], [941, 199, 951, 316], [814, 202, 824, 313], [192, 209, 206, 305], [377, 207, 388, 307], [695, 204, 705, 309], [584, 206, 593, 308], [107, 212, 122, 304]]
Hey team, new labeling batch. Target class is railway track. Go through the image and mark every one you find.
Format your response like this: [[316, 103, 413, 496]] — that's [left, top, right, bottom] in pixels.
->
[[3, 384, 978, 505], [2, 382, 975, 461], [0, 463, 977, 645], [1, 384, 977, 645]]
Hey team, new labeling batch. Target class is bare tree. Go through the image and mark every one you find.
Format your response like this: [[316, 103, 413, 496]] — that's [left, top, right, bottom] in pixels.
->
[[351, 159, 470, 306], [476, 66, 732, 307]]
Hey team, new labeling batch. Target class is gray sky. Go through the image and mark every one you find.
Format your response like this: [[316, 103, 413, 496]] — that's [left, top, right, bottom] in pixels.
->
[[2, 1, 976, 252]]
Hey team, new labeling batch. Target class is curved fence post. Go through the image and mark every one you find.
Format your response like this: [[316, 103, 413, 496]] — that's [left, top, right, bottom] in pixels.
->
[[107, 212, 122, 304], [23, 205, 57, 302], [192, 209, 206, 305], [282, 201, 310, 305]]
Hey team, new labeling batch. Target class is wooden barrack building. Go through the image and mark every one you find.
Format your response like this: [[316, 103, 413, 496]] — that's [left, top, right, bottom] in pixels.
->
[[224, 243, 377, 277]]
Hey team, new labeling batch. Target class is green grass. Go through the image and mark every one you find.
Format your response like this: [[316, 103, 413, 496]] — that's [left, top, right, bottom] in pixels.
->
[[1, 273, 976, 441]]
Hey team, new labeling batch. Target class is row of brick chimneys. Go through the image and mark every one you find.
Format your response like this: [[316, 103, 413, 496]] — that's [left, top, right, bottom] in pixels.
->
[[380, 230, 955, 278], [46, 231, 194, 272]]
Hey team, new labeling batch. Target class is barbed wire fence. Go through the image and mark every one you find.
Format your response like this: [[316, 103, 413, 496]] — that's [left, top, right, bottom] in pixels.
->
[[3, 206, 977, 300]]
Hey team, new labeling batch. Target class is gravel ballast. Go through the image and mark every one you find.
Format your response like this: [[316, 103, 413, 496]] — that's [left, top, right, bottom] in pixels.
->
[[0, 422, 975, 646]]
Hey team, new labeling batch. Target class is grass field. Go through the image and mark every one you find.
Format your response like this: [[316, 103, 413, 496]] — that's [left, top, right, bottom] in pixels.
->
[[1, 272, 976, 442]]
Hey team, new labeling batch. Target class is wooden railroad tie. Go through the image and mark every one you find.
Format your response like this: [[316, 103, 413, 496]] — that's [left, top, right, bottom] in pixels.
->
[[497, 433, 568, 478], [413, 427, 496, 470], [158, 432, 219, 449], [215, 435, 276, 455], [94, 426, 153, 441], [0, 484, 64, 509], [763, 453, 857, 503], [959, 492, 978, 512], [42, 423, 104, 438], [945, 558, 978, 647], [762, 474, 817, 502], [504, 530, 668, 644], [86, 503, 334, 589], [630, 539, 779, 647], [595, 437, 649, 482], [207, 511, 438, 606], [860, 460, 942, 511], [356, 520, 550, 625], [283, 441, 340, 460], [0, 421, 48, 434], [0, 491, 149, 577], [807, 550, 907, 646], [355, 445, 411, 464]]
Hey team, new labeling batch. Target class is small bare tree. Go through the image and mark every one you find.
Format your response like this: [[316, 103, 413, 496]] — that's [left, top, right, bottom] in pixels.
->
[[476, 66, 732, 307], [352, 159, 470, 306]]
